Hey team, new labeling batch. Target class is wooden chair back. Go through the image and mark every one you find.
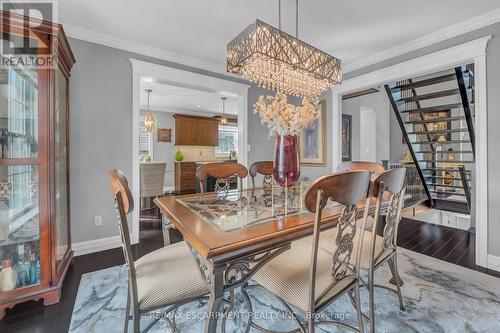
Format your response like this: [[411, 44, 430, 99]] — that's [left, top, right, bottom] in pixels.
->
[[337, 161, 385, 176], [140, 162, 166, 198], [304, 170, 372, 319], [249, 161, 273, 189], [196, 162, 248, 194], [369, 168, 407, 264], [107, 169, 139, 321]]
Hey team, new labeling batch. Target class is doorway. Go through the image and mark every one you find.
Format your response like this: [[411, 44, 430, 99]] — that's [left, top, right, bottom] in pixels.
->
[[130, 59, 250, 245], [331, 36, 490, 268]]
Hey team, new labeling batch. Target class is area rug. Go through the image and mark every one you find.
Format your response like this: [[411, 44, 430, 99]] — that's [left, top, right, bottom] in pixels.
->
[[68, 248, 500, 333]]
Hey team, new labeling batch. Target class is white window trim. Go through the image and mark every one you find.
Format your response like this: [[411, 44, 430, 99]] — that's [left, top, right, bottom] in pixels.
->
[[139, 118, 154, 160], [215, 125, 238, 157]]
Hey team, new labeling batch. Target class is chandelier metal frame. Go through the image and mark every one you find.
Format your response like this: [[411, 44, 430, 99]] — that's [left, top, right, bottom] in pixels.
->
[[226, 1, 342, 97]]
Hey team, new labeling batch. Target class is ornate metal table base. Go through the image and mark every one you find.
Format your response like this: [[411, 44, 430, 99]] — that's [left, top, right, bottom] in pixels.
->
[[188, 244, 291, 333]]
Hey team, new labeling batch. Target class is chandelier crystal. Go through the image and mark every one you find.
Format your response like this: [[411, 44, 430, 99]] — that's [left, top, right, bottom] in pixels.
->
[[227, 19, 342, 97]]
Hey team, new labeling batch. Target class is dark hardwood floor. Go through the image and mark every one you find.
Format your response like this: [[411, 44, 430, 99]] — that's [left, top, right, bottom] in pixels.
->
[[1, 218, 498, 333], [397, 217, 499, 277]]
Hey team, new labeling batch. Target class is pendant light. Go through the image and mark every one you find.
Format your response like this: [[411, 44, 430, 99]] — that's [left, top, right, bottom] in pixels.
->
[[144, 89, 157, 133], [220, 97, 228, 125]]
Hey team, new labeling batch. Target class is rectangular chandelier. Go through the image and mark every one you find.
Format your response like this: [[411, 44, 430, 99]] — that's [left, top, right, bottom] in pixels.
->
[[227, 20, 342, 97]]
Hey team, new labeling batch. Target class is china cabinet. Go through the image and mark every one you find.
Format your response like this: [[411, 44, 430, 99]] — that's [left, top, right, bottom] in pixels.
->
[[0, 11, 75, 318]]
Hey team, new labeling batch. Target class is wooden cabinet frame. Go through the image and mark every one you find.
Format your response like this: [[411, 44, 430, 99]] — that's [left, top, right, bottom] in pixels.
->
[[0, 10, 75, 318]]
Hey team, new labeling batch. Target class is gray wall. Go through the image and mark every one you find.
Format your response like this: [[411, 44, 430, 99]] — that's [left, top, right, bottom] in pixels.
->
[[247, 89, 335, 183], [69, 38, 248, 244], [389, 111, 408, 161], [342, 91, 391, 163], [344, 22, 500, 257]]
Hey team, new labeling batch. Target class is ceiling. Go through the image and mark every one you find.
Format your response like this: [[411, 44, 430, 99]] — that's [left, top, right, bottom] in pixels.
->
[[140, 77, 238, 116], [60, 0, 500, 72]]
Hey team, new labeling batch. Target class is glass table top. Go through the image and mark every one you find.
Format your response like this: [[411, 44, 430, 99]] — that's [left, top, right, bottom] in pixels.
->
[[176, 183, 340, 232]]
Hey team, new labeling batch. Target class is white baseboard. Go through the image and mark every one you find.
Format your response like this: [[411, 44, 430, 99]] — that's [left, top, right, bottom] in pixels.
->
[[487, 255, 500, 272], [72, 234, 127, 256]]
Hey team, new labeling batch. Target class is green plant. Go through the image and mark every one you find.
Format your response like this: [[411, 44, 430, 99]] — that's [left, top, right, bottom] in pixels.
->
[[140, 154, 152, 163], [175, 150, 184, 161]]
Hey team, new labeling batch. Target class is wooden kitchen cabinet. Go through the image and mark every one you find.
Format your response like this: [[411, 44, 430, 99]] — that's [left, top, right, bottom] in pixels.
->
[[174, 115, 219, 146], [174, 162, 197, 194]]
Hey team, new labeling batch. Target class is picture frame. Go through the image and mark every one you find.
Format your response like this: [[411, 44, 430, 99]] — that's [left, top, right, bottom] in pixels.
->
[[157, 128, 172, 142], [299, 99, 326, 166], [342, 114, 352, 161]]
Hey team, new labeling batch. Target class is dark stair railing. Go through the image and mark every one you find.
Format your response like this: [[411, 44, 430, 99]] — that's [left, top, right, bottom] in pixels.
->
[[458, 164, 472, 213], [384, 84, 433, 205], [455, 67, 476, 157]]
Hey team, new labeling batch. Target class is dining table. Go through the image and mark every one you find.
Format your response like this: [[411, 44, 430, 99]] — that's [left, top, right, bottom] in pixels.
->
[[154, 183, 387, 333]]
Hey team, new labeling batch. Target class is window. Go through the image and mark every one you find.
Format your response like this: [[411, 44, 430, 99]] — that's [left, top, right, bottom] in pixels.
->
[[139, 124, 153, 159], [216, 125, 238, 157]]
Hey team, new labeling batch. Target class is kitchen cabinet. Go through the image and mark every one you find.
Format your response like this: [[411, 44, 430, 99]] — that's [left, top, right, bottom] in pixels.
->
[[174, 115, 219, 146], [174, 162, 197, 194]]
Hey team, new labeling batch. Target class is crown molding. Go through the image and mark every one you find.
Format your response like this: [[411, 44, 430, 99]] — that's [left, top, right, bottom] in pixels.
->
[[64, 7, 500, 77], [343, 7, 500, 73], [63, 23, 231, 77]]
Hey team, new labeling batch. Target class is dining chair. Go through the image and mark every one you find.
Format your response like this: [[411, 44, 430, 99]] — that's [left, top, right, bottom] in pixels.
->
[[196, 162, 248, 196], [249, 161, 274, 189], [337, 161, 385, 176], [107, 169, 209, 333], [359, 168, 407, 333], [252, 170, 372, 333], [140, 162, 166, 211], [303, 168, 407, 332]]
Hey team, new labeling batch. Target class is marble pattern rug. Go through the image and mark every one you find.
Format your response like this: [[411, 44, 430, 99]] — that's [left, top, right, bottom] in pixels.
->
[[69, 248, 500, 333]]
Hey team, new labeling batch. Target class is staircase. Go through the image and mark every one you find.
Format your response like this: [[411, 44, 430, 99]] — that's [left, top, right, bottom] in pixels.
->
[[385, 66, 474, 213]]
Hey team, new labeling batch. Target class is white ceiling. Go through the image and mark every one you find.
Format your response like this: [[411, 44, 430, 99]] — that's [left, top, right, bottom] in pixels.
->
[[140, 77, 238, 116], [60, 0, 500, 72]]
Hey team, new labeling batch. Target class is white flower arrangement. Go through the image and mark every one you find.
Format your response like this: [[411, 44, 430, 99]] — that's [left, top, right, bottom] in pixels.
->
[[253, 92, 320, 136]]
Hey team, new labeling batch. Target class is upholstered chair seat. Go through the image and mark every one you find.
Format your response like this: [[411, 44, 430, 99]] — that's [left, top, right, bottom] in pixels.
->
[[135, 241, 209, 311], [252, 240, 355, 313]]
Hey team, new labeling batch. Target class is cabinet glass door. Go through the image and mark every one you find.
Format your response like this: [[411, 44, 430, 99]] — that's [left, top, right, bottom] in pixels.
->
[[54, 68, 69, 272], [0, 63, 41, 291]]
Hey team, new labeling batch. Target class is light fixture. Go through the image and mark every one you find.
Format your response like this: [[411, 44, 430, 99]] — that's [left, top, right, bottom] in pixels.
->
[[227, 0, 342, 97], [220, 97, 228, 125], [144, 89, 157, 133]]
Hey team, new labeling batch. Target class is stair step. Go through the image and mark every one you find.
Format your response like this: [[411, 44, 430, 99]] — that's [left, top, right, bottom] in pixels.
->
[[411, 140, 470, 145], [400, 103, 462, 114], [422, 168, 471, 173], [418, 160, 474, 164], [408, 128, 468, 135], [427, 183, 464, 189], [396, 89, 460, 103], [404, 116, 465, 125], [414, 150, 473, 154], [391, 74, 456, 91], [430, 190, 466, 196], [425, 176, 463, 181]]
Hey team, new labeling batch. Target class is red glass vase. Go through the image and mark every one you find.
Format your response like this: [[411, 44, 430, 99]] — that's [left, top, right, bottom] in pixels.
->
[[273, 135, 300, 187]]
